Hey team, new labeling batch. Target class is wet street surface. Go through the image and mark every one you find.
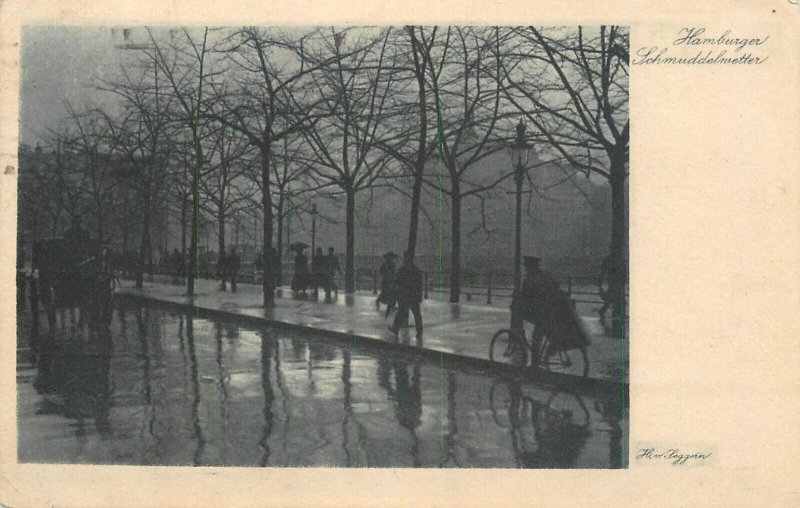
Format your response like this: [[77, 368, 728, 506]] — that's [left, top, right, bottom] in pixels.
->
[[17, 301, 628, 468]]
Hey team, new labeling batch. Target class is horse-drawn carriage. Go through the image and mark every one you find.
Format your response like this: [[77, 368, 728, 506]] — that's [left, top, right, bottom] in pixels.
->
[[30, 237, 118, 335]]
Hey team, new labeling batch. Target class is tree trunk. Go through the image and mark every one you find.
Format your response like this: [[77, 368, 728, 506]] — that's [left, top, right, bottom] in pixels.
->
[[449, 182, 461, 303], [345, 183, 356, 294], [608, 147, 628, 338], [95, 198, 105, 242], [180, 198, 187, 257], [187, 138, 201, 297], [122, 217, 130, 254], [137, 207, 150, 289], [406, 167, 424, 258], [218, 211, 226, 291], [261, 143, 275, 307], [406, 48, 427, 258], [275, 196, 284, 286]]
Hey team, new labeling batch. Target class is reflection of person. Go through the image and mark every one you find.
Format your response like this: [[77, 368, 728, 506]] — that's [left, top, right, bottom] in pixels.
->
[[389, 251, 423, 340], [376, 251, 397, 317], [393, 362, 423, 466]]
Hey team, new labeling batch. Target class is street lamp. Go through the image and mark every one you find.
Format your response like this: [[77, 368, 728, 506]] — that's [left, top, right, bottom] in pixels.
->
[[311, 203, 318, 255], [511, 118, 532, 299]]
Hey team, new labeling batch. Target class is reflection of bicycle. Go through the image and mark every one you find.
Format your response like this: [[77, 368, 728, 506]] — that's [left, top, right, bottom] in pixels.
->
[[489, 327, 589, 377], [488, 379, 592, 468]]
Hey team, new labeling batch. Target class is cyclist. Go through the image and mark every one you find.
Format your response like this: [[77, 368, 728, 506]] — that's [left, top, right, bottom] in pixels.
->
[[513, 255, 590, 361]]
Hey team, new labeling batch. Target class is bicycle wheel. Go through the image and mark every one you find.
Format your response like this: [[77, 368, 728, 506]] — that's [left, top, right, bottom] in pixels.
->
[[489, 329, 528, 367], [537, 340, 590, 378]]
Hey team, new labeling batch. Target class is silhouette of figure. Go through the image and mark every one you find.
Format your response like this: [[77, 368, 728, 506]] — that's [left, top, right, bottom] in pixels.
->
[[389, 250, 423, 340], [376, 251, 398, 317], [323, 247, 341, 302], [292, 249, 309, 297], [516, 256, 590, 358]]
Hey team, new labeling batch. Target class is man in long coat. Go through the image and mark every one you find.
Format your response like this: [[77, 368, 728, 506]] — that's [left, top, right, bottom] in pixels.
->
[[519, 256, 590, 355]]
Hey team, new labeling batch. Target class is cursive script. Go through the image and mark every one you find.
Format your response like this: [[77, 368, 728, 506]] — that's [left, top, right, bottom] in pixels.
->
[[636, 448, 713, 466], [673, 27, 769, 52], [632, 27, 769, 66]]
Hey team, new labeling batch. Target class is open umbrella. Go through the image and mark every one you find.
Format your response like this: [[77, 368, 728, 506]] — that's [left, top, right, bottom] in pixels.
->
[[290, 242, 309, 251]]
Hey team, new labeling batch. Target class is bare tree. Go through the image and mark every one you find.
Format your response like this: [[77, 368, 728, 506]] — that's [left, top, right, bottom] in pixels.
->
[[209, 27, 321, 306], [420, 26, 513, 302], [199, 121, 256, 289], [64, 106, 116, 241], [144, 26, 216, 296], [296, 27, 397, 293], [499, 26, 629, 334]]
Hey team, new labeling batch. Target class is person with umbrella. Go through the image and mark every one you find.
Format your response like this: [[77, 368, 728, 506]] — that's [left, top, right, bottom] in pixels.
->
[[291, 242, 310, 298], [376, 251, 398, 317]]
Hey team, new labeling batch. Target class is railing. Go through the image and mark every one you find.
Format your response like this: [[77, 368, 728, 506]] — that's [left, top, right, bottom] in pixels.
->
[[135, 263, 626, 310]]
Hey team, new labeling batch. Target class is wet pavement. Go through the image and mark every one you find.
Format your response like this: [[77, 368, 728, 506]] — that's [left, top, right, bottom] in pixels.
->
[[118, 278, 628, 384], [17, 301, 628, 468]]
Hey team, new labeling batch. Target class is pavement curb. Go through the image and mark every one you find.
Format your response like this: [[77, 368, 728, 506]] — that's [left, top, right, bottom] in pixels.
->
[[117, 291, 629, 396]]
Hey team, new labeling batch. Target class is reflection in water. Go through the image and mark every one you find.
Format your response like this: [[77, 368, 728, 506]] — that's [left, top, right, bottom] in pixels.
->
[[259, 331, 275, 467], [214, 322, 230, 441], [135, 306, 156, 439], [183, 313, 206, 466], [443, 372, 459, 467], [393, 361, 422, 467], [18, 302, 627, 468]]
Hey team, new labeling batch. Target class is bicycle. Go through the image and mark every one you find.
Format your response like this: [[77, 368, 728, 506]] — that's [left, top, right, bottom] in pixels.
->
[[489, 326, 589, 377]]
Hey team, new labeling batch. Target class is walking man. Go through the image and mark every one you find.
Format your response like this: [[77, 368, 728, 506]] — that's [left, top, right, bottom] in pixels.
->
[[389, 250, 423, 340]]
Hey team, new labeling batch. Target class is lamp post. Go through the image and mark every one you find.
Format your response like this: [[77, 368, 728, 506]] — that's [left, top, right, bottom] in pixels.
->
[[512, 119, 531, 295], [510, 119, 531, 330], [311, 203, 318, 255]]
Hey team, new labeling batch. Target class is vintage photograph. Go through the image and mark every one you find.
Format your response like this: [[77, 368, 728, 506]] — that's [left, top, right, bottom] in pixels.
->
[[16, 25, 629, 468]]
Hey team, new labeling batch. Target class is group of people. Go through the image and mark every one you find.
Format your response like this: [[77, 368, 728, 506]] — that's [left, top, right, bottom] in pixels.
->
[[376, 250, 424, 341], [292, 246, 341, 302]]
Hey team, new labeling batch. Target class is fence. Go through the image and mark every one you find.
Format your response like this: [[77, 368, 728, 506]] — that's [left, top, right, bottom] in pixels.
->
[[137, 262, 625, 311]]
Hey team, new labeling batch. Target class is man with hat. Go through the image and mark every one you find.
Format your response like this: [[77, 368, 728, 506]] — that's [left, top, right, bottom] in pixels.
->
[[516, 255, 590, 356], [389, 250, 423, 340]]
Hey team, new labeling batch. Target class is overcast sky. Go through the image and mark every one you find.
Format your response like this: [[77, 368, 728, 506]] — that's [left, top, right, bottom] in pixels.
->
[[20, 26, 141, 146]]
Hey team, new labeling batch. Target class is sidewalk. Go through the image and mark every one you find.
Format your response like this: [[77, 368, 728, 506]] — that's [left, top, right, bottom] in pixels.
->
[[117, 277, 628, 386]]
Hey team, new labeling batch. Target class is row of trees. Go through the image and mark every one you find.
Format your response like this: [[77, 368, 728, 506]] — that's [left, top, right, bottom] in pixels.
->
[[20, 25, 628, 324]]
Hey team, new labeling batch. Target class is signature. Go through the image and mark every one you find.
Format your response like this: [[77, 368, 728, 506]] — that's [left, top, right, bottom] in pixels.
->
[[636, 448, 713, 466]]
